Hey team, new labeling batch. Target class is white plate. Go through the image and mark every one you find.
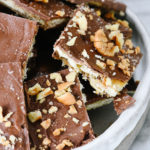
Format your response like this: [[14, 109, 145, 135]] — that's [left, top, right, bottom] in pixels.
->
[[75, 8, 150, 150]]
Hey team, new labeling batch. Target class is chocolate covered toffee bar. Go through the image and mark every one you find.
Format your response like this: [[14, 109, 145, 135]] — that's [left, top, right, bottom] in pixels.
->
[[0, 12, 38, 79], [0, 0, 73, 30], [24, 69, 95, 149], [66, 0, 126, 13], [0, 62, 30, 149], [53, 5, 142, 97]]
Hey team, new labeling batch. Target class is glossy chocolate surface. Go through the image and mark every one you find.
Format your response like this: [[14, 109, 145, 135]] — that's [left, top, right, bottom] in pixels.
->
[[54, 5, 142, 82], [24, 69, 94, 149], [0, 12, 37, 66], [0, 62, 30, 149]]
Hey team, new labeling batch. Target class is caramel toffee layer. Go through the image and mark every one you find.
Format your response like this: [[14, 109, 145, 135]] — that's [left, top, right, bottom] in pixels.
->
[[53, 5, 142, 97], [66, 0, 126, 12], [24, 69, 95, 149], [0, 0, 73, 29], [0, 62, 30, 149], [0, 12, 37, 78]]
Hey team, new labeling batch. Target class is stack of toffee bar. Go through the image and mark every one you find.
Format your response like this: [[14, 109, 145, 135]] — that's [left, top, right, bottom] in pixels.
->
[[0, 0, 142, 149]]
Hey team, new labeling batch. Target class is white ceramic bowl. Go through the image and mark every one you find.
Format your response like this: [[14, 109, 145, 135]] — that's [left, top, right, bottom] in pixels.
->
[[75, 8, 150, 150]]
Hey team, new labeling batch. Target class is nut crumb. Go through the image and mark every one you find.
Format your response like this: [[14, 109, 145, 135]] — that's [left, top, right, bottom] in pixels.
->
[[68, 105, 77, 115], [66, 37, 77, 46], [41, 119, 51, 129], [53, 128, 66, 136], [50, 73, 62, 83], [28, 110, 42, 123], [48, 106, 58, 114], [55, 10, 65, 17], [56, 139, 73, 150], [96, 60, 106, 70]]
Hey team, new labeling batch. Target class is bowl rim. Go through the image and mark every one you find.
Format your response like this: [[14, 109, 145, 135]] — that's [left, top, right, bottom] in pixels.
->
[[75, 8, 150, 150]]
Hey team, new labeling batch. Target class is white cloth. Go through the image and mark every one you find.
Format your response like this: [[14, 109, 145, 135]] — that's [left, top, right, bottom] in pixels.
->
[[119, 0, 150, 150]]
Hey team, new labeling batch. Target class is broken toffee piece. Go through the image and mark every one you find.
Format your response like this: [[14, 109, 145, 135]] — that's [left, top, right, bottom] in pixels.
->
[[0, 0, 73, 30], [53, 5, 142, 97], [66, 0, 126, 13], [24, 69, 95, 149], [0, 12, 38, 79], [113, 93, 136, 115], [0, 62, 30, 149]]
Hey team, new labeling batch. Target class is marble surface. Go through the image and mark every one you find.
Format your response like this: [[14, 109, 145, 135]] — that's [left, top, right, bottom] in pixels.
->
[[119, 0, 150, 150]]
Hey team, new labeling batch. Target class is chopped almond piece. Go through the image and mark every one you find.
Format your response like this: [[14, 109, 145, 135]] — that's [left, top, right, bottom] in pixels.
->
[[125, 39, 133, 49], [66, 37, 77, 46], [68, 105, 77, 115], [42, 138, 51, 145], [56, 139, 73, 150], [135, 46, 140, 54], [28, 110, 42, 123], [46, 79, 51, 86], [65, 72, 76, 82], [28, 83, 43, 96], [40, 119, 51, 129], [53, 128, 66, 136], [96, 60, 106, 70], [57, 82, 74, 91], [48, 106, 58, 114], [72, 11, 87, 35], [36, 87, 53, 100], [56, 92, 76, 105], [55, 10, 65, 17], [50, 73, 62, 83]]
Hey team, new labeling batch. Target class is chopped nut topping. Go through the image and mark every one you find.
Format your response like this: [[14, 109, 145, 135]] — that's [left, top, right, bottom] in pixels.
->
[[48, 106, 58, 114], [96, 60, 106, 70], [125, 39, 133, 49], [5, 121, 11, 127], [28, 110, 42, 123], [66, 72, 76, 82], [68, 105, 77, 115], [76, 100, 82, 107], [82, 122, 89, 127], [56, 139, 73, 150], [38, 134, 42, 138], [57, 82, 74, 91], [53, 128, 66, 136], [42, 109, 47, 114], [72, 11, 87, 35], [105, 23, 119, 31], [41, 119, 51, 129], [82, 49, 89, 59], [88, 14, 93, 20], [117, 19, 129, 28], [109, 31, 124, 49], [64, 113, 71, 118], [118, 58, 131, 76], [55, 90, 66, 98], [50, 73, 62, 83], [72, 117, 79, 124], [135, 46, 140, 54], [67, 36, 77, 47], [36, 87, 53, 100], [46, 79, 51, 86], [56, 92, 76, 105], [126, 49, 134, 54], [55, 10, 65, 17], [94, 29, 119, 57], [106, 59, 116, 70], [28, 83, 43, 96], [42, 138, 51, 145]]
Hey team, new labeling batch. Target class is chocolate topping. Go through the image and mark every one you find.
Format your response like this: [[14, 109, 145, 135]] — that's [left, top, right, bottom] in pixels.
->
[[24, 69, 94, 149], [0, 62, 30, 149], [66, 0, 126, 12], [113, 93, 136, 115], [0, 12, 37, 69], [54, 5, 142, 82], [0, 0, 74, 29]]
